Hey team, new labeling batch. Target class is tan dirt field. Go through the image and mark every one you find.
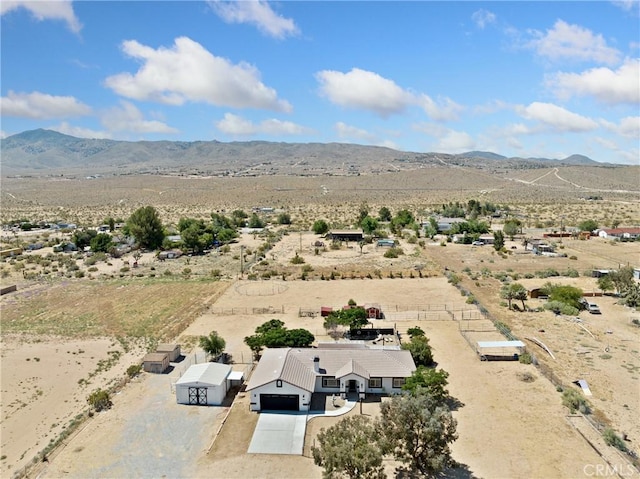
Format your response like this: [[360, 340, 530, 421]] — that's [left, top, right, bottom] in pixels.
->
[[31, 279, 636, 479]]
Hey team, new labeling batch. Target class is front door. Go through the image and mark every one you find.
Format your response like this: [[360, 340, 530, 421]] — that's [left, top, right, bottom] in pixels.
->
[[348, 380, 357, 392]]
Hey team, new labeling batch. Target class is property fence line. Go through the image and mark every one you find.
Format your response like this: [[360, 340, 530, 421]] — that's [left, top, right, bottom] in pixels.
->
[[208, 306, 285, 315]]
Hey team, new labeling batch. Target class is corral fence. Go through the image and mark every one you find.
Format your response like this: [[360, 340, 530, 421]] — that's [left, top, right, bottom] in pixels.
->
[[208, 306, 285, 315]]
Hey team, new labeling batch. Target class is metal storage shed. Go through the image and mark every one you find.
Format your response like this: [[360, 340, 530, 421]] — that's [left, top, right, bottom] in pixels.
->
[[176, 363, 232, 406], [156, 343, 181, 362], [143, 352, 170, 373]]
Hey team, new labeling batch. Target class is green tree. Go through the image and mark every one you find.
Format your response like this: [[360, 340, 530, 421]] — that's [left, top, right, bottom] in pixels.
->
[[104, 217, 116, 232], [328, 307, 370, 330], [401, 335, 434, 367], [313, 219, 330, 235], [609, 266, 634, 295], [248, 213, 265, 228], [199, 331, 226, 360], [357, 202, 370, 226], [90, 233, 113, 253], [402, 367, 450, 404], [620, 282, 640, 308], [578, 219, 598, 232], [541, 282, 584, 310], [127, 206, 165, 250], [503, 219, 520, 240], [312, 415, 386, 479], [244, 335, 264, 360], [87, 388, 112, 412], [360, 216, 379, 235], [378, 206, 392, 222], [500, 283, 528, 310], [493, 230, 505, 251], [73, 229, 97, 249], [210, 213, 239, 243], [378, 392, 458, 477], [407, 326, 425, 338], [597, 275, 614, 294], [231, 209, 248, 227], [256, 319, 286, 334]]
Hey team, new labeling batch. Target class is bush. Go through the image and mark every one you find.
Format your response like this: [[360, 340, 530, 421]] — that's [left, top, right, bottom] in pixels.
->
[[518, 352, 533, 364], [602, 428, 627, 452], [544, 301, 579, 316], [126, 364, 142, 378], [290, 254, 305, 264], [562, 388, 590, 414], [87, 389, 112, 412]]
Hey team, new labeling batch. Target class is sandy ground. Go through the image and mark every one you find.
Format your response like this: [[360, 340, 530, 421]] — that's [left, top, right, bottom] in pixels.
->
[[30, 278, 636, 479], [0, 334, 147, 477]]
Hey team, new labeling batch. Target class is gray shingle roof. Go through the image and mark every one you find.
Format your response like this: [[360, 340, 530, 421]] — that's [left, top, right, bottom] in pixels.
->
[[246, 347, 416, 392]]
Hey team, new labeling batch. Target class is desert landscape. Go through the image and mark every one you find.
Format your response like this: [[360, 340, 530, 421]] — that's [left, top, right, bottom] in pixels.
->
[[1, 163, 639, 479]]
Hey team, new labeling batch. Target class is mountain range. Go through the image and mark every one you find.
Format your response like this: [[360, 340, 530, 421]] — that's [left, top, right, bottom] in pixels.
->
[[1, 129, 605, 177]]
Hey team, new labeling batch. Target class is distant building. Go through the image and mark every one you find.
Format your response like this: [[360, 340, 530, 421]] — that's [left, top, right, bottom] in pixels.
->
[[327, 230, 364, 242], [598, 228, 640, 240]]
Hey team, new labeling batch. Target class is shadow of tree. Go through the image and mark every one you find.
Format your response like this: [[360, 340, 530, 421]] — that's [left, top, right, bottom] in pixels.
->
[[394, 462, 481, 479]]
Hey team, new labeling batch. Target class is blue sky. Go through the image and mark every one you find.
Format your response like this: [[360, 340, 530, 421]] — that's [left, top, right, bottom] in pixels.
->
[[1, 1, 639, 164]]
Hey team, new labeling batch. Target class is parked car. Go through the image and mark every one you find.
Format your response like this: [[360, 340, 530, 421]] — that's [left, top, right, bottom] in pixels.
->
[[472, 240, 484, 246], [587, 303, 601, 314]]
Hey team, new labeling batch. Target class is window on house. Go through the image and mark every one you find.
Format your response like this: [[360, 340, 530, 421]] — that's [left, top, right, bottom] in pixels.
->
[[276, 380, 282, 388], [392, 377, 406, 388], [322, 377, 339, 388], [368, 377, 382, 388]]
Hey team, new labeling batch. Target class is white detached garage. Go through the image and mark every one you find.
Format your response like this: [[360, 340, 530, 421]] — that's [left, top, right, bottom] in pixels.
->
[[176, 363, 231, 406]]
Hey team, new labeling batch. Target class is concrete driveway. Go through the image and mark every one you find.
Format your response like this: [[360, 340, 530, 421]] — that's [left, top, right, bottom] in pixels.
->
[[247, 411, 308, 455]]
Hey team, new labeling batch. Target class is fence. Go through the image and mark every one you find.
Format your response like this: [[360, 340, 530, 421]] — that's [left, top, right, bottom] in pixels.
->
[[208, 306, 285, 315]]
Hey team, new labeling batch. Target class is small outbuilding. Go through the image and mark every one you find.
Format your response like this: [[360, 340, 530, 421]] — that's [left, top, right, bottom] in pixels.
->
[[143, 352, 170, 373], [156, 343, 181, 362], [176, 363, 232, 406]]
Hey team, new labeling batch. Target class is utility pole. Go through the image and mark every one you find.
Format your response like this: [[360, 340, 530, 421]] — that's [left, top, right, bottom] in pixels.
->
[[240, 244, 244, 278]]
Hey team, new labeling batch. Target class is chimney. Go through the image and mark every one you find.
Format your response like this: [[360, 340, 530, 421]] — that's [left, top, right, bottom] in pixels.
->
[[313, 356, 320, 374]]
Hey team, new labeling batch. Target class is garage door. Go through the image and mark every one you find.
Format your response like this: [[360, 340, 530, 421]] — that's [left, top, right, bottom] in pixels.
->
[[260, 394, 299, 411]]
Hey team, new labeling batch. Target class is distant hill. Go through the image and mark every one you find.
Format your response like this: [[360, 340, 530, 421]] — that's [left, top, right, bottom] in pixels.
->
[[0, 129, 606, 176]]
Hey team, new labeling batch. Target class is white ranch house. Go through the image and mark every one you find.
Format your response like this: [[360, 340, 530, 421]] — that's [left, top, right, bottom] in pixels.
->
[[246, 345, 416, 411]]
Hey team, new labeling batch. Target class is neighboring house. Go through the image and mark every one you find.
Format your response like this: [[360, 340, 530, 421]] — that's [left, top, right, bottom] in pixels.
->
[[246, 346, 416, 411], [530, 240, 554, 255], [434, 217, 465, 233], [175, 362, 232, 406], [327, 230, 364, 242], [598, 228, 640, 240]]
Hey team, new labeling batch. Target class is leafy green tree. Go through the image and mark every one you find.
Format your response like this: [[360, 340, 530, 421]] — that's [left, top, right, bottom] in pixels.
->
[[357, 202, 370, 226], [541, 282, 584, 310], [401, 335, 434, 367], [402, 367, 450, 404], [87, 388, 112, 412], [127, 206, 165, 250], [360, 216, 379, 235], [181, 223, 213, 254], [255, 319, 285, 334], [503, 219, 520, 240], [244, 335, 264, 360], [378, 206, 392, 222], [578, 219, 598, 232], [620, 282, 640, 308], [313, 219, 330, 235], [500, 282, 528, 310], [210, 213, 238, 243], [493, 230, 505, 251], [248, 213, 265, 228], [312, 415, 386, 479], [609, 266, 635, 295], [73, 229, 97, 249], [407, 326, 425, 338], [90, 233, 113, 253], [597, 275, 614, 294], [424, 217, 438, 239], [283, 328, 315, 347], [393, 209, 415, 228], [231, 209, 248, 227], [328, 307, 369, 330], [450, 220, 489, 235], [104, 217, 116, 232], [378, 392, 458, 477], [199, 331, 226, 360]]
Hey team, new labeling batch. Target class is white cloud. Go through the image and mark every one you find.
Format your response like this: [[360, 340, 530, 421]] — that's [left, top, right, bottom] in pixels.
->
[[0, 91, 91, 119], [612, 0, 640, 14], [0, 130, 7, 139], [316, 68, 461, 121], [516, 102, 599, 132], [414, 123, 475, 153], [316, 68, 413, 117], [546, 58, 640, 105], [418, 94, 463, 121], [104, 36, 292, 112], [335, 122, 377, 142], [208, 0, 298, 39], [602, 116, 640, 139], [52, 122, 111, 139], [101, 101, 178, 134], [471, 9, 496, 29], [527, 20, 621, 65], [215, 113, 310, 136], [0, 0, 81, 33]]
